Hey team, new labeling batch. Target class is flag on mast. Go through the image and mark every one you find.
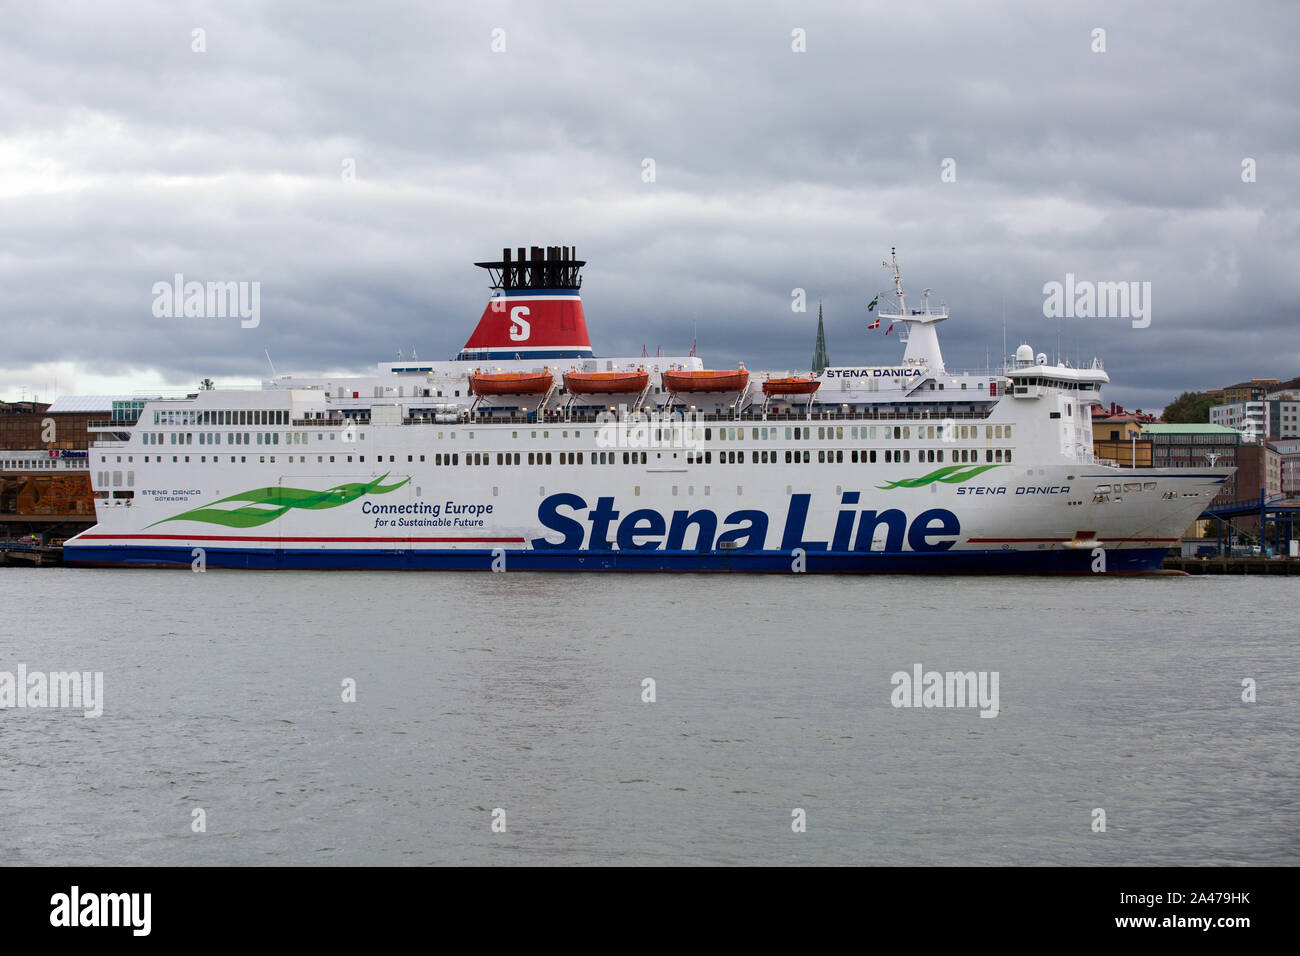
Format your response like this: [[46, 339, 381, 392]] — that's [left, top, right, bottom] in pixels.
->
[[867, 295, 878, 312], [885, 324, 894, 335], [868, 319, 880, 330]]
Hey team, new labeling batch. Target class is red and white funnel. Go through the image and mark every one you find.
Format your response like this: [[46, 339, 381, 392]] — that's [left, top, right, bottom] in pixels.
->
[[458, 245, 594, 361]]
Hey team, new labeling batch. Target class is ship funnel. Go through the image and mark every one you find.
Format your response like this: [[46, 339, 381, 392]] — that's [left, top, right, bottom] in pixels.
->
[[459, 245, 594, 361]]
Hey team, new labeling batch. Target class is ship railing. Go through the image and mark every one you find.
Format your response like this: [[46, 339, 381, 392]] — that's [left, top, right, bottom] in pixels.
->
[[445, 409, 997, 426]]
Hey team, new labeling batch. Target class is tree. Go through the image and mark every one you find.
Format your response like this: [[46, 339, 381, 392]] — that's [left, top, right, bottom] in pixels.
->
[[1162, 390, 1219, 423]]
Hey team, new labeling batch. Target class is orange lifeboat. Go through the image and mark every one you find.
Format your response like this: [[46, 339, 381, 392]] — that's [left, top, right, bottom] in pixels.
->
[[762, 376, 821, 396], [469, 370, 555, 396], [662, 369, 750, 393], [563, 369, 651, 394]]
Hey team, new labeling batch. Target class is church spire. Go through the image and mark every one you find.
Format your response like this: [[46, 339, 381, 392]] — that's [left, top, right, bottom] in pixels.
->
[[812, 299, 830, 376]]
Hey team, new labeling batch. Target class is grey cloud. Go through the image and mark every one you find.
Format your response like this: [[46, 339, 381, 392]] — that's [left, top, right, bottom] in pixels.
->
[[2, 0, 1298, 409]]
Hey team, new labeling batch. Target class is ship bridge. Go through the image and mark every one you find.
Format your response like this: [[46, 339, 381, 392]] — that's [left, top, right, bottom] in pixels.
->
[[1004, 344, 1108, 400]]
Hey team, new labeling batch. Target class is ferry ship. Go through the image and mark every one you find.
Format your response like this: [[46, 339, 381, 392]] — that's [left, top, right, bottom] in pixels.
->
[[63, 246, 1230, 572]]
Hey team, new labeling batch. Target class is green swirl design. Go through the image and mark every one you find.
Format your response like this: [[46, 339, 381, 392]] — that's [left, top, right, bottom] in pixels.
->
[[147, 473, 410, 529], [876, 464, 1003, 490]]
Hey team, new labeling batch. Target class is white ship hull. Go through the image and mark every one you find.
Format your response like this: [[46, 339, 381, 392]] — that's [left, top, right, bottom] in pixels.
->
[[65, 422, 1226, 573]]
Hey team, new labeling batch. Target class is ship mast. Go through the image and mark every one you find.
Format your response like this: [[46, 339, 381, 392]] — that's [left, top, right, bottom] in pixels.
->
[[884, 247, 906, 315], [875, 247, 948, 371]]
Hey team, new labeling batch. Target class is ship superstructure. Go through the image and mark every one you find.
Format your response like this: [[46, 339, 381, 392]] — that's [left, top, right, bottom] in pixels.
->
[[64, 246, 1230, 572]]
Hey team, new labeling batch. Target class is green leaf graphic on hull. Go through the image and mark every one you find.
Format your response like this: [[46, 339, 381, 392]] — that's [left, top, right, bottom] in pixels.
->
[[876, 464, 1003, 489], [147, 473, 410, 529]]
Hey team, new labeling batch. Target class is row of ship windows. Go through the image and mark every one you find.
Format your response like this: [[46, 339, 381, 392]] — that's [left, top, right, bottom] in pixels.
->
[[137, 423, 1014, 445], [1013, 378, 1095, 390], [102, 447, 1014, 469], [711, 424, 1012, 441], [143, 432, 309, 446], [0, 458, 87, 469], [688, 448, 1011, 464], [153, 409, 290, 426]]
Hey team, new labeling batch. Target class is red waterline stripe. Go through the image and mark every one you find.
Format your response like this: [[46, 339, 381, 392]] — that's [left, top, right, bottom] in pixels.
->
[[76, 534, 526, 543], [967, 537, 1068, 543], [968, 537, 1178, 543]]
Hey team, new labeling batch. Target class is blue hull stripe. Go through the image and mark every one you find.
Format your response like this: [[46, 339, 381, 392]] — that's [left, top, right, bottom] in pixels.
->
[[62, 545, 1171, 574], [455, 348, 594, 360]]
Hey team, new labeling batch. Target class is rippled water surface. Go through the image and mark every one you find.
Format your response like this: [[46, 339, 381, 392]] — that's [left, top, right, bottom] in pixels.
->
[[1, 568, 1295, 865]]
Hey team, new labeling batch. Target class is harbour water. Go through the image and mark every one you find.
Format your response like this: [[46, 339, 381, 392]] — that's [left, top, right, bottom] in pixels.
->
[[1, 568, 1295, 865]]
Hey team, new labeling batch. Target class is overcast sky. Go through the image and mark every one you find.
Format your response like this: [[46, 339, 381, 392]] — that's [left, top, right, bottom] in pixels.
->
[[2, 0, 1297, 412]]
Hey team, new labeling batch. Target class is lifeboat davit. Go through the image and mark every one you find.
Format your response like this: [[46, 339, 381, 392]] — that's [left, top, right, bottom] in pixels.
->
[[469, 370, 555, 396], [563, 369, 651, 394], [762, 376, 821, 396], [662, 369, 750, 393]]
